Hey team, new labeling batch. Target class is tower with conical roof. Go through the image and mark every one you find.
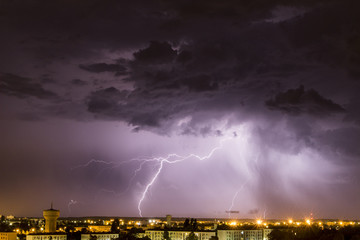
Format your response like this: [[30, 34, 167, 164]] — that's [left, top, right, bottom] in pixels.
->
[[43, 203, 60, 233]]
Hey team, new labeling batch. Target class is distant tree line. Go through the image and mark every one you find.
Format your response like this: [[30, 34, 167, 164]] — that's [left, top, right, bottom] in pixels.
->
[[0, 216, 11, 231], [269, 226, 360, 240], [183, 218, 198, 231]]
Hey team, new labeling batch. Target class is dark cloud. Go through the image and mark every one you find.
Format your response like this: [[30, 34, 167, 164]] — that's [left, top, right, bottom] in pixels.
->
[[133, 41, 177, 64], [16, 112, 44, 122], [71, 79, 88, 86], [87, 87, 128, 115], [318, 128, 360, 158], [79, 63, 127, 75], [0, 73, 58, 99], [181, 74, 218, 92], [41, 75, 55, 84], [344, 98, 360, 126], [266, 85, 345, 116], [87, 86, 174, 129], [1, 0, 360, 218], [347, 33, 360, 78]]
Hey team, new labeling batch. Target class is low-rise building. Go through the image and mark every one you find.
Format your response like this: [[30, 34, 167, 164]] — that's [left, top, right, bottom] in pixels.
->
[[243, 230, 263, 240], [135, 233, 146, 239], [26, 234, 67, 240], [0, 232, 17, 240], [88, 226, 112, 232], [146, 230, 216, 240], [81, 233, 119, 240], [262, 229, 272, 240], [217, 229, 272, 240]]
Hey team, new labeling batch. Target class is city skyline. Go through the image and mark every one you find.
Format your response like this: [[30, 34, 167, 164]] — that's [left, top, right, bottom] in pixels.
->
[[1, 0, 360, 219]]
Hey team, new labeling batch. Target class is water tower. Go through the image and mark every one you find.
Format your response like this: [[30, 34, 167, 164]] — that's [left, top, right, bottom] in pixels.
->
[[43, 203, 60, 232]]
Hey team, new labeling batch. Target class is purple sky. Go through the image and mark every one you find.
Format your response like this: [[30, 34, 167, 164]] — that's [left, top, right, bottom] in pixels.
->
[[1, 0, 360, 219]]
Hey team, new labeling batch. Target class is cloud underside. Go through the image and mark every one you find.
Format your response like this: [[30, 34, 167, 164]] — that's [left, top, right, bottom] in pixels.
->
[[266, 85, 345, 116], [0, 0, 357, 139], [1, 0, 360, 218], [0, 73, 58, 100]]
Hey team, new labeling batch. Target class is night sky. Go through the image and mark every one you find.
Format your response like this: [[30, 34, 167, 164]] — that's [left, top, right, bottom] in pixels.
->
[[1, 0, 360, 219]]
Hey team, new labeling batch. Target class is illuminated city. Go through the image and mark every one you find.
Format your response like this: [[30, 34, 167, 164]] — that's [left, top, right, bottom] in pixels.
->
[[2, 208, 360, 240], [1, 0, 360, 239]]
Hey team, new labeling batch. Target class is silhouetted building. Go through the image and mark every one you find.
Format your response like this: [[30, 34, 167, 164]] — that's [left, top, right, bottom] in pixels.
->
[[166, 215, 172, 227]]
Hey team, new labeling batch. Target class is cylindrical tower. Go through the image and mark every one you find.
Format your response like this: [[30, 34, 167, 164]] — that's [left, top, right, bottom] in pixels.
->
[[43, 203, 60, 233]]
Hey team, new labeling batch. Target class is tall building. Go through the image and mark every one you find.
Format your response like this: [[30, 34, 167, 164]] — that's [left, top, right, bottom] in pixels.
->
[[43, 203, 60, 233], [166, 215, 172, 227]]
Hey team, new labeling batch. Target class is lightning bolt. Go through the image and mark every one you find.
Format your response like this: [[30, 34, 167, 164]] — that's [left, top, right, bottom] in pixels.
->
[[69, 126, 252, 217], [227, 180, 249, 218], [263, 208, 267, 220], [70, 159, 114, 170], [138, 160, 164, 217], [137, 137, 231, 217], [226, 152, 260, 218], [67, 199, 78, 214], [121, 159, 156, 195]]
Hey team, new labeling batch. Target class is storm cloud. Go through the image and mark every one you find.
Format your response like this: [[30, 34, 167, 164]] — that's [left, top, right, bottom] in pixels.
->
[[79, 63, 127, 75], [266, 85, 345, 116], [0, 73, 58, 100], [0, 0, 360, 219]]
